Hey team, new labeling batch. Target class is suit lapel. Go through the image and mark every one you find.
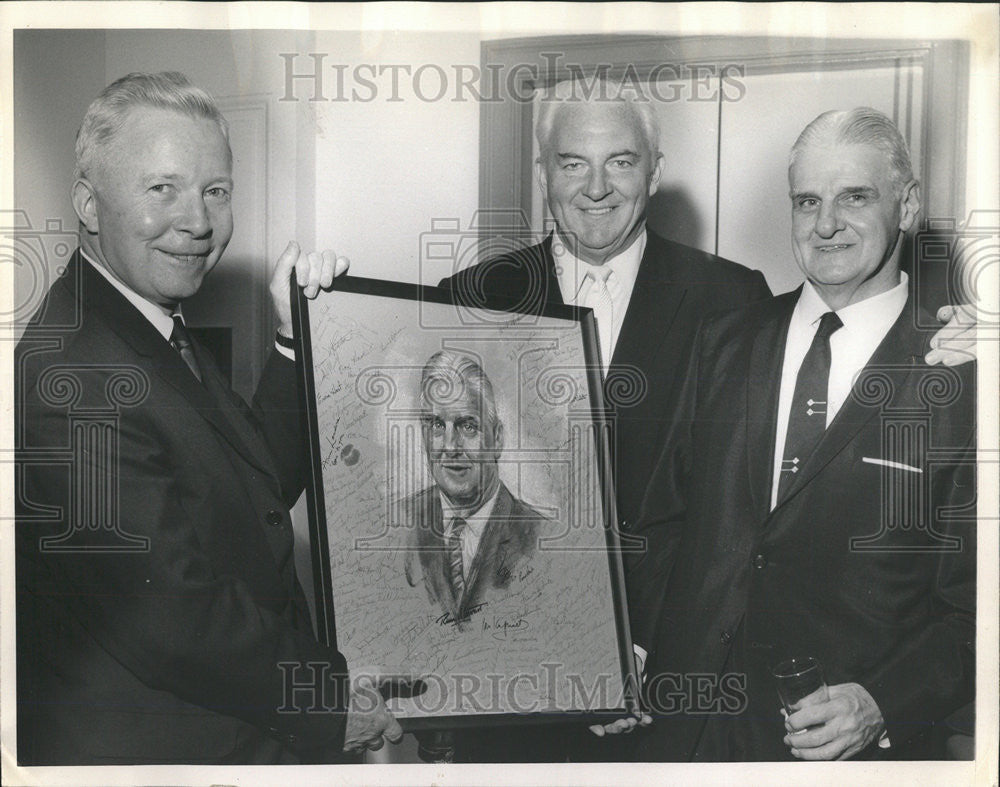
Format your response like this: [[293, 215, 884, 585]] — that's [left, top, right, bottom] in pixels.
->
[[540, 231, 686, 376], [71, 254, 277, 480], [490, 234, 563, 308], [538, 236, 564, 306], [193, 340, 281, 480], [770, 298, 927, 512], [407, 490, 452, 609], [609, 233, 686, 374], [461, 484, 514, 614], [746, 293, 797, 519]]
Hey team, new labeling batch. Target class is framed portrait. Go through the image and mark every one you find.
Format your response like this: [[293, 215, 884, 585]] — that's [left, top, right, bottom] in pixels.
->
[[291, 275, 640, 730]]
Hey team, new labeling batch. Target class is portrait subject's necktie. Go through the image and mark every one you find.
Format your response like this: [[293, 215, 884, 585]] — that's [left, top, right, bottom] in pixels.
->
[[447, 516, 468, 603], [583, 265, 614, 374], [778, 311, 843, 502], [170, 314, 202, 383]]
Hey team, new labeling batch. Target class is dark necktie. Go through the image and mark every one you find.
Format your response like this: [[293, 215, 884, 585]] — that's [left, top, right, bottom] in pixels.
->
[[777, 311, 843, 502], [447, 517, 467, 603], [170, 314, 202, 383]]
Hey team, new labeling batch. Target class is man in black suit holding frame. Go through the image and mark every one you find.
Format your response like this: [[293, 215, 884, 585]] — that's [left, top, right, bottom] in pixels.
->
[[15, 71, 402, 765], [440, 78, 770, 562]]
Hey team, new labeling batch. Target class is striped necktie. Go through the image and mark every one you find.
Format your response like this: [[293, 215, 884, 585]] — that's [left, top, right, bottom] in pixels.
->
[[170, 315, 202, 383], [447, 516, 468, 603]]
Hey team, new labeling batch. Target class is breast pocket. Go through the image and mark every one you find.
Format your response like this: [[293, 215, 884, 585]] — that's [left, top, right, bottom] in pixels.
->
[[861, 456, 924, 475], [852, 452, 960, 552]]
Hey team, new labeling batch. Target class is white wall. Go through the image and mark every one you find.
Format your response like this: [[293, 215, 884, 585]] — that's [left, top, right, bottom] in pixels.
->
[[310, 31, 481, 284], [12, 29, 106, 231], [12, 30, 105, 322]]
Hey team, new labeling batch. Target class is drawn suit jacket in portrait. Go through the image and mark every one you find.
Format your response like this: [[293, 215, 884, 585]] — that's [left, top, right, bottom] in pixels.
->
[[401, 483, 546, 625]]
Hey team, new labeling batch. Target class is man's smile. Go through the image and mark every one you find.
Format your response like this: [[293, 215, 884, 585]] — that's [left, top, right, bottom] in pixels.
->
[[439, 461, 472, 473], [158, 250, 212, 264]]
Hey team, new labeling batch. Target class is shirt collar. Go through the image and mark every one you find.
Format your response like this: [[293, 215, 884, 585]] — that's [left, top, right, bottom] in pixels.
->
[[440, 483, 501, 539], [81, 249, 180, 341], [553, 228, 647, 305], [798, 271, 909, 332]]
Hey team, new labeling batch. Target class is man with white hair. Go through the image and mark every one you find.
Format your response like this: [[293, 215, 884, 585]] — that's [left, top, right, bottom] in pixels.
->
[[434, 79, 773, 762], [15, 72, 402, 764], [440, 78, 769, 552], [628, 107, 976, 761]]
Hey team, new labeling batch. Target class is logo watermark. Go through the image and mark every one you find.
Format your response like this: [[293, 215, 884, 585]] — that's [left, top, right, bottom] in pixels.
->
[[279, 53, 747, 104], [276, 660, 749, 717]]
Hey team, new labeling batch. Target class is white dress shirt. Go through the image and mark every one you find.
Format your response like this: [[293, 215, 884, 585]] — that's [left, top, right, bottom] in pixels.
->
[[82, 250, 177, 339], [440, 485, 501, 581], [553, 229, 646, 374], [770, 273, 910, 510], [82, 249, 293, 359]]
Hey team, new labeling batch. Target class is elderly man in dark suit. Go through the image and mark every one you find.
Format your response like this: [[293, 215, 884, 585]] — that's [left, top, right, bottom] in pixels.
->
[[402, 350, 546, 628], [439, 79, 770, 543], [436, 79, 770, 763], [629, 107, 976, 762], [15, 72, 401, 765]]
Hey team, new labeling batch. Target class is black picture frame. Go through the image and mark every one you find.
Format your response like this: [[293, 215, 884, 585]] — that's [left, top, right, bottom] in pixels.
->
[[291, 273, 639, 731]]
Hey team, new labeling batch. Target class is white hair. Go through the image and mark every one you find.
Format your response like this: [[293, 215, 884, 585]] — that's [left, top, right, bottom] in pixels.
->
[[420, 350, 500, 434], [534, 78, 661, 159], [789, 107, 915, 194], [75, 71, 230, 181]]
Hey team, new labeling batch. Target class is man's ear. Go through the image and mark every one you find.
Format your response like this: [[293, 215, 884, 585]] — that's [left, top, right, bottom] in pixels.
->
[[534, 157, 548, 196], [72, 178, 99, 234], [493, 420, 505, 454], [898, 179, 921, 233], [648, 151, 665, 197]]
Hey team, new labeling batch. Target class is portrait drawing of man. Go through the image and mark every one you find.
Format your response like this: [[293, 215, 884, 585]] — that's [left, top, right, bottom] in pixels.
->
[[400, 350, 548, 628]]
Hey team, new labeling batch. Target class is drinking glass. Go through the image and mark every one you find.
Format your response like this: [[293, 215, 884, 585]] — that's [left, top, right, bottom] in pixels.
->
[[772, 656, 829, 714]]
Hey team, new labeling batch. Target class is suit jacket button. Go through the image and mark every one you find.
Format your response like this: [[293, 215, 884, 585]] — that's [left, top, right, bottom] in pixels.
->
[[266, 509, 284, 527], [753, 554, 768, 569], [720, 630, 732, 645]]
